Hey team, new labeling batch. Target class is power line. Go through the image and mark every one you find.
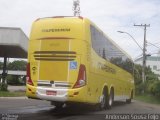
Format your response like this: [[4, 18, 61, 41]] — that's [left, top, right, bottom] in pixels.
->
[[154, 42, 160, 44], [148, 49, 160, 54], [147, 42, 160, 49], [149, 52, 160, 55]]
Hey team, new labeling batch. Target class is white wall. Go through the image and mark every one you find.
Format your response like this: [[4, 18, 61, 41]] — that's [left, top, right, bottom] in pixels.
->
[[135, 57, 160, 76]]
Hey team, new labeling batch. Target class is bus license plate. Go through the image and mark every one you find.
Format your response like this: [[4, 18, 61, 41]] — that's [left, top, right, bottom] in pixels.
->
[[46, 90, 57, 95]]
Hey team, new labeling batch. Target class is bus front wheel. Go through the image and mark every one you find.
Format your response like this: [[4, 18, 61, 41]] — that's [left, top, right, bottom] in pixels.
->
[[126, 90, 133, 104]]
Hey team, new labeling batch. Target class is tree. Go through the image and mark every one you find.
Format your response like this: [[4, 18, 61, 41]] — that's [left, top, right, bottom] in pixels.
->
[[134, 64, 143, 94], [102, 48, 106, 59], [7, 75, 21, 85], [8, 60, 27, 70], [146, 66, 159, 81], [0, 61, 3, 69], [110, 57, 133, 73], [134, 64, 142, 84], [148, 80, 160, 97], [6, 60, 27, 85], [134, 64, 159, 95]]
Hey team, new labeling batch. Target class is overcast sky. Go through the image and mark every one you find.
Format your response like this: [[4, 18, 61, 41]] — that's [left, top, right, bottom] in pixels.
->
[[0, 0, 160, 59]]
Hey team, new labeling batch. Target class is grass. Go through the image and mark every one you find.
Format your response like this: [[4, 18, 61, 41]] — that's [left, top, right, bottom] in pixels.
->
[[135, 94, 160, 105], [0, 91, 25, 97]]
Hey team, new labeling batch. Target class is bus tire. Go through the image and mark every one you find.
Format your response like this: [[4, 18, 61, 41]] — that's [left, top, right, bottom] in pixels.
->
[[126, 90, 133, 104], [99, 89, 107, 110], [51, 101, 64, 109], [106, 89, 114, 109]]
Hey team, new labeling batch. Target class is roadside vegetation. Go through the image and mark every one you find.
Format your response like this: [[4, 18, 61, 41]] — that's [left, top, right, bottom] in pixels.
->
[[0, 60, 26, 87], [0, 91, 25, 97], [0, 60, 26, 96], [135, 94, 160, 104], [134, 64, 160, 104]]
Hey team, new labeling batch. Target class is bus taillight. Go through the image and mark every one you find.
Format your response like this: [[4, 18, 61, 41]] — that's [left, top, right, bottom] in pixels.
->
[[73, 64, 86, 88], [26, 63, 34, 86]]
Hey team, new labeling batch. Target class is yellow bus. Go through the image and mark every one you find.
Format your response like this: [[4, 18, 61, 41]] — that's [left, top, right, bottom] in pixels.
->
[[26, 16, 135, 109]]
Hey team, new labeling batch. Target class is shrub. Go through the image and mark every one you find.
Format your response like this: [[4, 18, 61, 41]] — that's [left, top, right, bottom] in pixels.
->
[[148, 80, 160, 97], [7, 75, 21, 85], [135, 83, 145, 95], [0, 82, 8, 91]]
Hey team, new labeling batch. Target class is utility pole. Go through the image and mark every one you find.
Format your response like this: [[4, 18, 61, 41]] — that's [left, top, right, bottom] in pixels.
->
[[134, 24, 150, 87], [73, 0, 81, 16], [0, 56, 8, 91]]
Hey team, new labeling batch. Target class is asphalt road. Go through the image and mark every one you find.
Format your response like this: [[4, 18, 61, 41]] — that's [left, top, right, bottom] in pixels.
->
[[0, 98, 160, 120]]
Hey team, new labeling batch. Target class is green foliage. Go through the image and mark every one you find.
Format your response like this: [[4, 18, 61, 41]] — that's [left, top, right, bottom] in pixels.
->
[[134, 64, 159, 97], [0, 91, 25, 97], [110, 57, 133, 73], [8, 60, 27, 70], [0, 60, 27, 70], [0, 60, 27, 88], [7, 75, 20, 85], [134, 64, 142, 84], [0, 61, 3, 69], [0, 82, 8, 91], [135, 83, 144, 94], [148, 80, 160, 97], [135, 94, 160, 104], [146, 66, 159, 81], [134, 64, 143, 94], [7, 75, 25, 85]]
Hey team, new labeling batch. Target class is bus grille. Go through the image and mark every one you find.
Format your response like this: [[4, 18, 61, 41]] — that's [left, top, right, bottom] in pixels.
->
[[34, 51, 76, 61], [37, 80, 71, 89]]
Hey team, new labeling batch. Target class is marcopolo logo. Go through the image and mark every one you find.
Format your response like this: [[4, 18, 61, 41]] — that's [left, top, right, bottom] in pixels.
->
[[42, 28, 70, 32]]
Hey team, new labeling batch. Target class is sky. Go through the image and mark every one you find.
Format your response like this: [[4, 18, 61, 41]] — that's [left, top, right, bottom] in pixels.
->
[[0, 0, 160, 60]]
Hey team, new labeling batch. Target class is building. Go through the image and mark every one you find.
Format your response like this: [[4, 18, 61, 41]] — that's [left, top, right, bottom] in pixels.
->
[[0, 27, 28, 58], [135, 56, 160, 78], [0, 27, 28, 90]]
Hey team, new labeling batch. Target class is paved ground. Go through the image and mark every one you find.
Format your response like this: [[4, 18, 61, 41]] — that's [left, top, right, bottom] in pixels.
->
[[7, 85, 26, 92], [0, 98, 160, 120]]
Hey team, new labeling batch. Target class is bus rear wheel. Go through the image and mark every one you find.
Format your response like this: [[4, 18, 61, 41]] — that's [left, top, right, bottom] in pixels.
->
[[126, 90, 133, 104], [99, 90, 107, 110], [106, 89, 114, 109], [51, 101, 64, 109]]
